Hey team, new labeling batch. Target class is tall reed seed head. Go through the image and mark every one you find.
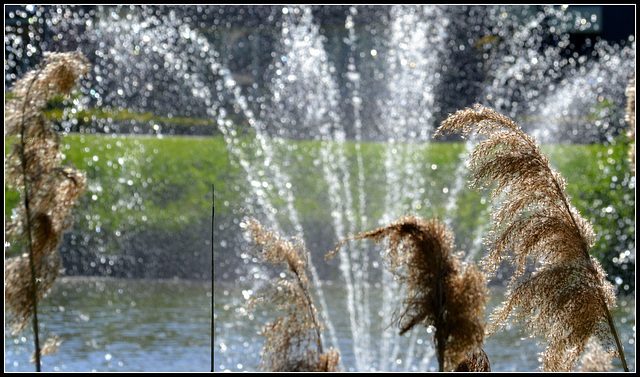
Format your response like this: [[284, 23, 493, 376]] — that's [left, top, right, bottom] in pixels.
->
[[330, 214, 489, 371], [5, 52, 89, 337], [435, 104, 624, 371], [242, 218, 340, 372]]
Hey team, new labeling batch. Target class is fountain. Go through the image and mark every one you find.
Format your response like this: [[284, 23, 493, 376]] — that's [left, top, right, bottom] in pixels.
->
[[207, 5, 634, 372], [4, 5, 635, 372]]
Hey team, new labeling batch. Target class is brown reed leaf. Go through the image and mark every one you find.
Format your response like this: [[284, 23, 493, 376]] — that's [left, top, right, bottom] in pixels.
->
[[331, 214, 489, 372], [435, 104, 627, 371], [242, 218, 340, 372]]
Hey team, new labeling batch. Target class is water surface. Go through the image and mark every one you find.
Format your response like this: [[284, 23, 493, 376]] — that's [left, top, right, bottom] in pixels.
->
[[5, 276, 212, 372], [214, 280, 635, 372]]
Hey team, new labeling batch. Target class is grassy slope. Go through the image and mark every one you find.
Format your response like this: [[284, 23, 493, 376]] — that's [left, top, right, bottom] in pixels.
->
[[5, 133, 635, 287], [6, 134, 232, 223], [3, 133, 628, 236]]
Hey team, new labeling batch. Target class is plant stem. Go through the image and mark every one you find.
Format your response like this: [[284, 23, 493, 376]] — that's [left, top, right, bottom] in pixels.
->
[[434, 257, 447, 372], [25, 200, 41, 373], [601, 296, 629, 372], [211, 183, 216, 373], [290, 266, 324, 356], [19, 64, 46, 373]]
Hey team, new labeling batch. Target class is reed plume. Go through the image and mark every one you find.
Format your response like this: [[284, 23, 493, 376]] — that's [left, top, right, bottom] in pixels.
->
[[577, 336, 614, 372], [329, 214, 489, 372], [454, 348, 491, 372], [434, 104, 628, 371], [5, 52, 89, 369], [242, 218, 340, 372]]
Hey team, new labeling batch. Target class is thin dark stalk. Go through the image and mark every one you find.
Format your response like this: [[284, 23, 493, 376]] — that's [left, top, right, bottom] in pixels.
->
[[19, 64, 47, 373], [291, 265, 324, 356], [601, 296, 629, 372], [432, 242, 447, 372], [211, 183, 214, 373], [434, 269, 446, 372]]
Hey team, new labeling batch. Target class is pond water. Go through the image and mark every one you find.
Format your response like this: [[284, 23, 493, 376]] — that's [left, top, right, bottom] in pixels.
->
[[5, 277, 212, 372], [214, 280, 635, 372]]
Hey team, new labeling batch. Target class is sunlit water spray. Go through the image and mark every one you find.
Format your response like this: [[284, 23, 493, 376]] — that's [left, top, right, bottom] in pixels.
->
[[5, 4, 634, 372]]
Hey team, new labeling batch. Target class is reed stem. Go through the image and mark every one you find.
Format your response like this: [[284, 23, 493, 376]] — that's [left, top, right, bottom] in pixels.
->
[[211, 183, 216, 373], [291, 266, 324, 356], [601, 296, 629, 372], [19, 63, 46, 373]]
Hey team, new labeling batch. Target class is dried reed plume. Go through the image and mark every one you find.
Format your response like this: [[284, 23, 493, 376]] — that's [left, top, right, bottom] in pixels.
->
[[5, 52, 89, 368], [242, 218, 340, 372], [454, 348, 491, 372], [577, 336, 614, 372], [30, 335, 62, 364], [434, 104, 628, 371], [329, 215, 489, 372]]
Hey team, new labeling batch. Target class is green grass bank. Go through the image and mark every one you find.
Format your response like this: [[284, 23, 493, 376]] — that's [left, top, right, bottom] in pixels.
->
[[5, 133, 635, 287]]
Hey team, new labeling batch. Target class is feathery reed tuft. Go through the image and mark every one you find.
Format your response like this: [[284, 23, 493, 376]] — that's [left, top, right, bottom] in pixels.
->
[[242, 218, 340, 372], [454, 348, 491, 372], [30, 335, 62, 364], [329, 214, 489, 372], [4, 52, 89, 368], [435, 104, 628, 371], [577, 336, 615, 372]]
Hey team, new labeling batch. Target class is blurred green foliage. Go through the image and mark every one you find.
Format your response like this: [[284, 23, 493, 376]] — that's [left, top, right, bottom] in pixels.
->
[[5, 134, 634, 291]]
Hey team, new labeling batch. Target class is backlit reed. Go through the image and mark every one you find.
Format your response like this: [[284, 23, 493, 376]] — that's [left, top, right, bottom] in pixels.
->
[[329, 214, 489, 372], [5, 52, 89, 369], [435, 104, 628, 371], [242, 217, 340, 372]]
